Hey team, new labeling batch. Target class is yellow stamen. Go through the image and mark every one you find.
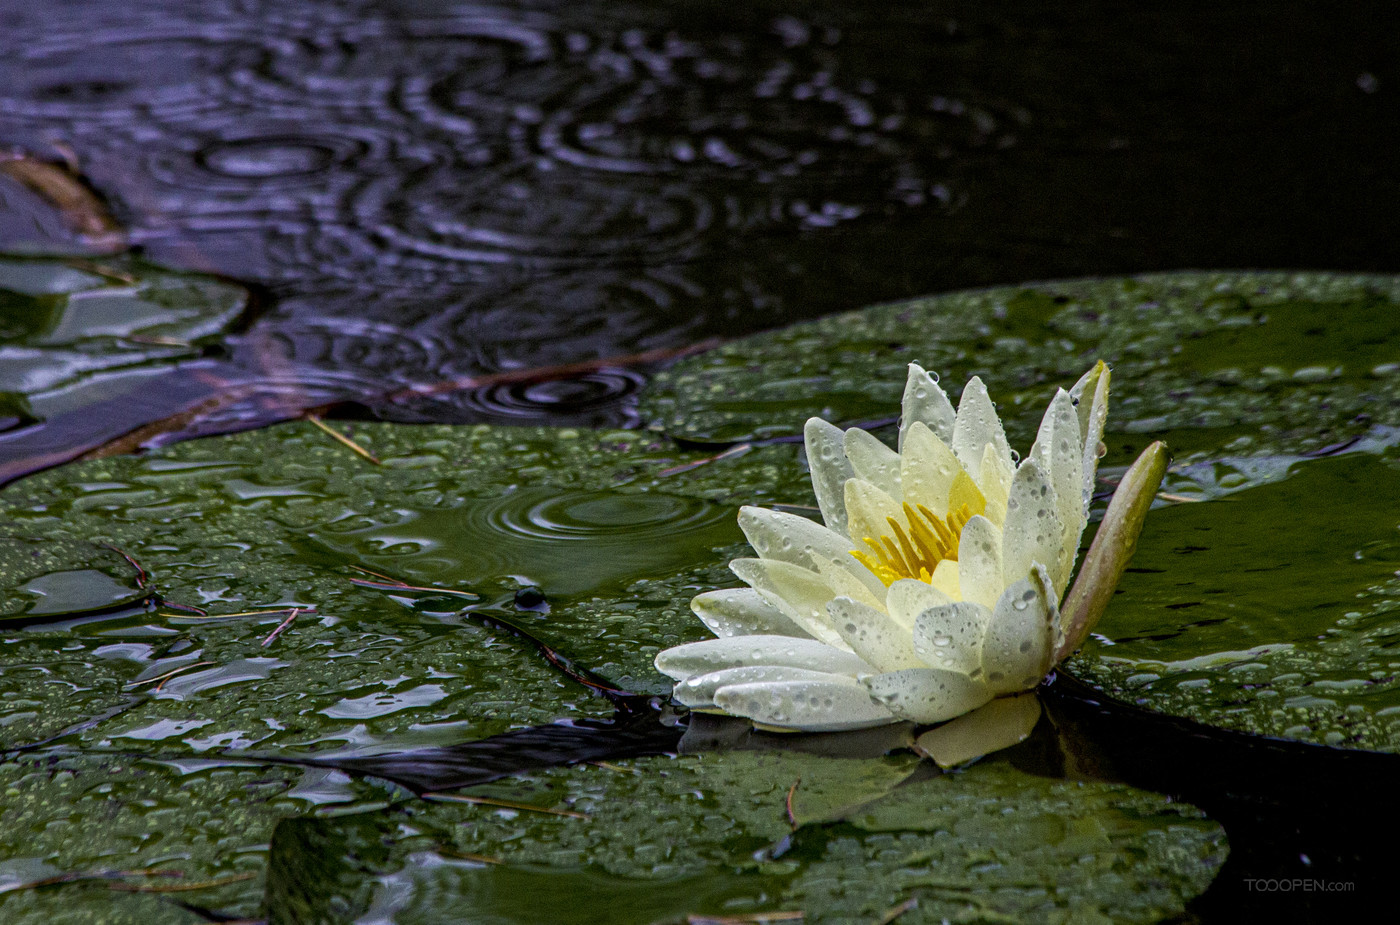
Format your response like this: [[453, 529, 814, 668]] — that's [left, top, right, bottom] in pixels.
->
[[850, 501, 974, 587]]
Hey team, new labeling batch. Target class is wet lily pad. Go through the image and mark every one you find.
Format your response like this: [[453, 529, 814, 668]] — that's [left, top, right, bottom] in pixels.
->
[[0, 254, 249, 471], [1066, 449, 1400, 750], [0, 419, 810, 756], [0, 751, 392, 923], [271, 752, 1225, 925], [0, 537, 149, 621], [641, 271, 1400, 460], [0, 255, 247, 411]]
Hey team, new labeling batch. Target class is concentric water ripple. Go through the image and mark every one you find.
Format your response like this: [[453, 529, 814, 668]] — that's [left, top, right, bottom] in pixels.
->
[[313, 485, 739, 599], [3, 0, 1391, 453], [0, 0, 1003, 379]]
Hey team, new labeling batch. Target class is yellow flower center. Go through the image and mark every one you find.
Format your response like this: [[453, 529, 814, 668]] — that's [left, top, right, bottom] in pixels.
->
[[849, 470, 989, 587], [851, 502, 974, 586]]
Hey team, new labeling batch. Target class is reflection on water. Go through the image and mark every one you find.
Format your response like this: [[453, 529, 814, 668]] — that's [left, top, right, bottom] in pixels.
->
[[2, 0, 1396, 446]]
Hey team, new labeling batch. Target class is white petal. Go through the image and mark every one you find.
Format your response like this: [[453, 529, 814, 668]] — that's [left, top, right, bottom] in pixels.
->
[[863, 668, 994, 725], [1029, 389, 1087, 591], [674, 665, 848, 708], [899, 422, 965, 514], [951, 377, 1013, 482], [884, 578, 953, 629], [804, 417, 855, 536], [714, 678, 898, 731], [690, 588, 811, 639], [980, 568, 1057, 696], [1069, 362, 1111, 514], [955, 514, 1003, 610], [809, 556, 886, 612], [826, 596, 924, 672], [843, 478, 905, 554], [1001, 459, 1062, 590], [978, 443, 1012, 527], [930, 558, 960, 599], [737, 507, 886, 598], [654, 635, 874, 683], [845, 427, 903, 502], [899, 363, 956, 450], [911, 601, 990, 675], [730, 558, 850, 650]]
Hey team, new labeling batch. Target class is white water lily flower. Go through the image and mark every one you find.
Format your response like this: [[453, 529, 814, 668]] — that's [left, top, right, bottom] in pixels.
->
[[655, 362, 1111, 732]]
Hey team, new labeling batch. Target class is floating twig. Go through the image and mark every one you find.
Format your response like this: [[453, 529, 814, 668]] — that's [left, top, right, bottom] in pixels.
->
[[124, 334, 194, 348], [304, 413, 381, 464], [686, 913, 804, 924], [61, 257, 137, 285], [127, 661, 215, 691], [785, 777, 802, 830], [587, 760, 638, 774], [80, 387, 251, 464], [348, 567, 478, 600], [0, 868, 181, 895], [260, 608, 301, 647], [159, 600, 210, 617], [875, 898, 918, 925], [658, 443, 753, 477], [99, 543, 149, 589], [109, 872, 257, 893], [422, 792, 588, 819], [169, 607, 312, 621]]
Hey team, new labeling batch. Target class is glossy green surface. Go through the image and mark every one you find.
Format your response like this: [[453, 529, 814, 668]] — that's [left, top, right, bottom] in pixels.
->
[[0, 417, 1226, 922], [1068, 449, 1400, 749], [0, 255, 248, 423], [642, 271, 1400, 459], [278, 753, 1226, 925]]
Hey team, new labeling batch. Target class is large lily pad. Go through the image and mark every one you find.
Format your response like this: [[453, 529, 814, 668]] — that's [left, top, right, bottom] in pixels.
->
[[642, 271, 1400, 459], [272, 752, 1225, 925], [1066, 448, 1400, 750]]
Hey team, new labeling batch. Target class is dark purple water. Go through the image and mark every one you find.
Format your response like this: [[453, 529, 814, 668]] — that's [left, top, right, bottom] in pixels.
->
[[2, 0, 1398, 455]]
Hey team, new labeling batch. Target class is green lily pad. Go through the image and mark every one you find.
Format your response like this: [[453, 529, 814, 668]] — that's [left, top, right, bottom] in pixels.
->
[[0, 750, 393, 923], [0, 537, 148, 621], [268, 753, 1225, 925], [641, 271, 1400, 461], [0, 254, 248, 430], [0, 419, 813, 757], [1066, 449, 1400, 750]]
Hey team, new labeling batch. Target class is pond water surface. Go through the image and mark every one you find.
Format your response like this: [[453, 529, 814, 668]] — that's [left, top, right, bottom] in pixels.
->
[[2, 1, 1398, 922]]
